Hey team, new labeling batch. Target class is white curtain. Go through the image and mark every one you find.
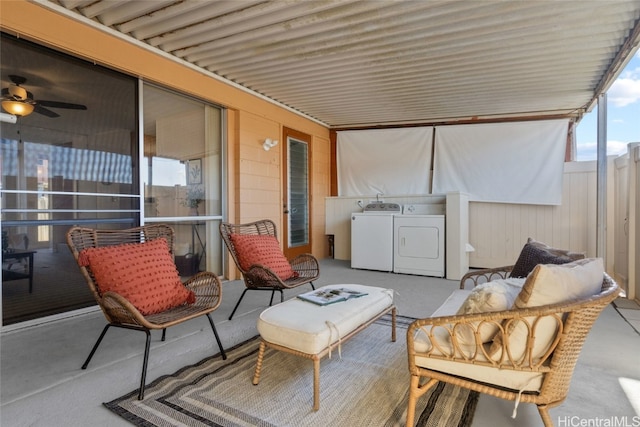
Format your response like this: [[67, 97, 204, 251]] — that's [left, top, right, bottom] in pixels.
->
[[337, 127, 433, 196], [432, 120, 569, 205]]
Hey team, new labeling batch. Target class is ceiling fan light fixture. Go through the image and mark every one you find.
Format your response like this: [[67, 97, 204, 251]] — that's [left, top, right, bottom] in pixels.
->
[[2, 100, 34, 116]]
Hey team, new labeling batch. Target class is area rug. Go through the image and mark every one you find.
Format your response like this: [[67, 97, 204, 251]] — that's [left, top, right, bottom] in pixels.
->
[[105, 315, 478, 427]]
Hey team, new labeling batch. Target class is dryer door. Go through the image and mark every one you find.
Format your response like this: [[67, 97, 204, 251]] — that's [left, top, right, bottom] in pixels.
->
[[394, 215, 445, 277], [397, 226, 440, 258]]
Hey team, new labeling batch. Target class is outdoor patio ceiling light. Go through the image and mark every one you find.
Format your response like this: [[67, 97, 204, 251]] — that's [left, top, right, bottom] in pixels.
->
[[263, 138, 278, 151], [1, 99, 34, 117], [2, 84, 35, 117]]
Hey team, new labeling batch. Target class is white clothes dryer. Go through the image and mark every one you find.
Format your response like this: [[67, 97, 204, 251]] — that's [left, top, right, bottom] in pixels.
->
[[393, 204, 445, 277]]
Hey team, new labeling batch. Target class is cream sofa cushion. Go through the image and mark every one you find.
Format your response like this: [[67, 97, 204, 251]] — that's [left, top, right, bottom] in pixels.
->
[[257, 284, 394, 355], [490, 258, 604, 362], [415, 352, 544, 392]]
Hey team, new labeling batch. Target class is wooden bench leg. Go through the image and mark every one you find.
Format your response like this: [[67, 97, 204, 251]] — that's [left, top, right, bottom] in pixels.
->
[[391, 306, 397, 342], [252, 341, 266, 385], [313, 356, 320, 411]]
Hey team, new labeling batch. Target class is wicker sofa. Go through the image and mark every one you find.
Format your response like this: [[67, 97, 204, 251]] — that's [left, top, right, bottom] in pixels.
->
[[406, 257, 620, 427]]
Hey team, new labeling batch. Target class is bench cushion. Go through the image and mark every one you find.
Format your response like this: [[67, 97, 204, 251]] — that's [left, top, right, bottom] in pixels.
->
[[257, 284, 394, 355]]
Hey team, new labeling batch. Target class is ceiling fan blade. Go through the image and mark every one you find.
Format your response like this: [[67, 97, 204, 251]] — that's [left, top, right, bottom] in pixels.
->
[[37, 100, 87, 110], [9, 75, 27, 86], [34, 104, 60, 118]]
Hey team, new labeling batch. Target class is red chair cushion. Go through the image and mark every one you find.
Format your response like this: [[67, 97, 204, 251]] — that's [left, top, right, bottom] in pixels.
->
[[229, 234, 297, 280], [78, 238, 195, 315]]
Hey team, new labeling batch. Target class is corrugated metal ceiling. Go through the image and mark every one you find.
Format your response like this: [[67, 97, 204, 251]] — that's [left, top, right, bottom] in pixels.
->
[[46, 0, 640, 128]]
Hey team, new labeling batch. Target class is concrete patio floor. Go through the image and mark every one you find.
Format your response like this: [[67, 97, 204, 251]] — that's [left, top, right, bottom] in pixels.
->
[[2, 259, 639, 426]]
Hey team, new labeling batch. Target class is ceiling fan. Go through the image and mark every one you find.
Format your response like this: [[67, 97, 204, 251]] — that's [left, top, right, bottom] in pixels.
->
[[1, 74, 87, 118]]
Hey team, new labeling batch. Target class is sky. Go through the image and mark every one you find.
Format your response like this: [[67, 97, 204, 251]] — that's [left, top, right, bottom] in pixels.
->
[[575, 50, 640, 161]]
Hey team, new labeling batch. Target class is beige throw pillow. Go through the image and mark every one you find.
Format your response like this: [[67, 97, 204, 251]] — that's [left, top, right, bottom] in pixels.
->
[[454, 278, 525, 347]]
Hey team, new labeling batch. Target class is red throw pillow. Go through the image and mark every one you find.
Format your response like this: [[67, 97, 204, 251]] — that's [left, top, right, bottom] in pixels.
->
[[78, 238, 195, 315], [229, 234, 297, 280]]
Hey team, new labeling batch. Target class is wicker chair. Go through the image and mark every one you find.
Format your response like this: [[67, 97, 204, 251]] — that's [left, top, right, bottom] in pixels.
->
[[220, 219, 320, 320], [406, 266, 620, 427], [67, 225, 226, 400]]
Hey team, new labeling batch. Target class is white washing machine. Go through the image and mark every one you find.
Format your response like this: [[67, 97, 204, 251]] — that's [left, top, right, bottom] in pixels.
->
[[351, 202, 401, 272], [393, 204, 445, 277]]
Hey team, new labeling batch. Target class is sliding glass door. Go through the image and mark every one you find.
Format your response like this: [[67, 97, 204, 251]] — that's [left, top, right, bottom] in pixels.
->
[[1, 34, 138, 325], [0, 35, 226, 326], [141, 84, 224, 275]]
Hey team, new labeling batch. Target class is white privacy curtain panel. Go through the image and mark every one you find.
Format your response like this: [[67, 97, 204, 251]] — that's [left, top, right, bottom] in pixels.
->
[[432, 120, 568, 205], [337, 127, 433, 196]]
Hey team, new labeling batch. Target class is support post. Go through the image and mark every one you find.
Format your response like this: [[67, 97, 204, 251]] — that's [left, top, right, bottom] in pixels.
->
[[596, 94, 607, 259]]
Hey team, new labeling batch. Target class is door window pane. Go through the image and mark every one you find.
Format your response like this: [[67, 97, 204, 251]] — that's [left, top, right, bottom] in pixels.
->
[[288, 138, 309, 247]]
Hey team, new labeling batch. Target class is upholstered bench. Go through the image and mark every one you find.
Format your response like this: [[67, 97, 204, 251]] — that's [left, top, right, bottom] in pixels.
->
[[253, 284, 396, 410]]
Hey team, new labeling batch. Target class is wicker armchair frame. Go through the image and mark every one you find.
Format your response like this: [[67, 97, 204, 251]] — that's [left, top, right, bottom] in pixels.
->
[[406, 266, 620, 427], [67, 225, 226, 400], [219, 219, 319, 320]]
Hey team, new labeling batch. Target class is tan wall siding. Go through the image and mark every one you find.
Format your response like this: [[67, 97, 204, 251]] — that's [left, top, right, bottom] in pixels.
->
[[233, 113, 331, 263], [237, 112, 282, 224], [312, 135, 331, 257]]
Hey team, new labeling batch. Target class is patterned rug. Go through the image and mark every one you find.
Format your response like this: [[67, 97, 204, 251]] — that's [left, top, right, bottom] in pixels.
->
[[105, 315, 478, 427]]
